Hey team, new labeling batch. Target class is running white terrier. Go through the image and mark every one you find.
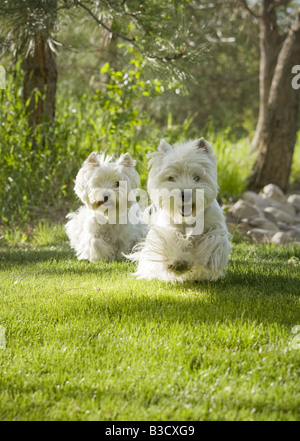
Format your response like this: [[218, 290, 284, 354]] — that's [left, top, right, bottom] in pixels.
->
[[66, 152, 146, 262], [128, 138, 231, 282]]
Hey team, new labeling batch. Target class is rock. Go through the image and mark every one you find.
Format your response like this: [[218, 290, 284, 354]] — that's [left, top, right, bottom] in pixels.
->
[[243, 193, 295, 216], [277, 222, 292, 231], [229, 199, 260, 219], [236, 223, 251, 237], [228, 186, 300, 245], [247, 228, 274, 243], [282, 203, 297, 217], [242, 191, 265, 206], [264, 210, 278, 224], [287, 194, 300, 212], [262, 184, 286, 204], [263, 206, 295, 224], [248, 217, 278, 231], [271, 232, 294, 245], [263, 199, 295, 217], [242, 192, 274, 210], [288, 229, 300, 240]]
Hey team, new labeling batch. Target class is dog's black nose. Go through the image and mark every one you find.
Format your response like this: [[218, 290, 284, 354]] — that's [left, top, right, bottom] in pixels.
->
[[182, 191, 192, 202], [104, 195, 109, 203]]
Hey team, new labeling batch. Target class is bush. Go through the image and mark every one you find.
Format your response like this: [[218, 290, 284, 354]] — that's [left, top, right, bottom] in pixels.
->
[[0, 61, 261, 226]]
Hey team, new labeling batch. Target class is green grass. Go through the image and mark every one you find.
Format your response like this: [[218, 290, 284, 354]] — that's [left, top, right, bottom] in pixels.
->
[[0, 228, 299, 421]]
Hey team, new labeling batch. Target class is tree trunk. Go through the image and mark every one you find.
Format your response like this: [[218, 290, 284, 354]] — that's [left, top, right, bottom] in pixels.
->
[[251, 1, 284, 149], [247, 5, 300, 193], [23, 34, 57, 129]]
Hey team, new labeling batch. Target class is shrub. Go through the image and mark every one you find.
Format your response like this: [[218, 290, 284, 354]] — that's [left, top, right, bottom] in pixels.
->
[[0, 61, 265, 226]]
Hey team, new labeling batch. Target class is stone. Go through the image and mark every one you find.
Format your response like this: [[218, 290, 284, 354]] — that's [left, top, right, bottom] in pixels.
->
[[263, 206, 295, 224], [247, 228, 274, 243], [277, 222, 292, 231], [242, 192, 274, 210], [283, 203, 297, 217], [229, 199, 260, 219], [257, 197, 277, 209], [248, 217, 278, 231], [262, 183, 286, 204], [242, 191, 265, 206], [236, 223, 251, 237], [264, 210, 278, 224], [287, 229, 300, 240], [263, 199, 295, 217], [244, 194, 294, 216], [271, 232, 294, 245], [228, 187, 300, 245], [287, 194, 300, 212]]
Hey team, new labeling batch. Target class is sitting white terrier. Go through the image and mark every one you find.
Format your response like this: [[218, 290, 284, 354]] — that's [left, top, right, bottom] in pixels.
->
[[128, 138, 231, 282], [66, 152, 146, 262]]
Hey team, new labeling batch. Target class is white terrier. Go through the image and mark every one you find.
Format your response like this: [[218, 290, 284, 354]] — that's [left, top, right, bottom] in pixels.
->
[[66, 152, 146, 262], [128, 138, 231, 282]]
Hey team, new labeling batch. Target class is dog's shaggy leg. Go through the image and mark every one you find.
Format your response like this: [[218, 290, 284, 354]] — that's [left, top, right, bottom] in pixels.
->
[[89, 238, 115, 262], [66, 208, 115, 262], [195, 230, 231, 279], [128, 226, 194, 281], [74, 236, 114, 262]]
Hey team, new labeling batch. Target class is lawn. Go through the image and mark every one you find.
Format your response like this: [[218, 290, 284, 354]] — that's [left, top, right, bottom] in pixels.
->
[[0, 230, 299, 421]]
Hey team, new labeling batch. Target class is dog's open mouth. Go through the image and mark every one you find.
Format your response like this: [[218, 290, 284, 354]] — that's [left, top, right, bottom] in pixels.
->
[[179, 203, 194, 217], [93, 200, 114, 210], [102, 200, 113, 208]]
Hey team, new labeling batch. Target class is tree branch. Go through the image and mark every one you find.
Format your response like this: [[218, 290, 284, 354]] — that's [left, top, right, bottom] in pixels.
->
[[239, 0, 261, 20], [292, 7, 300, 31], [272, 0, 292, 8], [75, 0, 189, 62], [75, 0, 136, 44]]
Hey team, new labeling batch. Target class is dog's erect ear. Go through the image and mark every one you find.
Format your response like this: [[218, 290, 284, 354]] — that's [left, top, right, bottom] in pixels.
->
[[196, 138, 214, 154], [196, 138, 207, 151], [117, 152, 136, 168], [85, 152, 100, 165], [158, 139, 173, 155], [146, 140, 173, 169]]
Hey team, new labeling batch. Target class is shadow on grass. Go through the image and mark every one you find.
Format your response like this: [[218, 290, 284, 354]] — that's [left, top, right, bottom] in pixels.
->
[[0, 245, 134, 276], [0, 245, 73, 268], [1, 244, 300, 327], [41, 266, 299, 328], [80, 280, 299, 326], [1, 244, 300, 290]]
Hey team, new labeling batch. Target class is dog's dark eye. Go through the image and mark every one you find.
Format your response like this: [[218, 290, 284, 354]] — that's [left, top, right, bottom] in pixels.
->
[[116, 181, 119, 187], [194, 176, 200, 182], [168, 177, 176, 182]]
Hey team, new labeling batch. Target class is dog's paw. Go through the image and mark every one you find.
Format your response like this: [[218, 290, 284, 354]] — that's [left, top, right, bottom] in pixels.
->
[[168, 260, 191, 274], [206, 244, 229, 272]]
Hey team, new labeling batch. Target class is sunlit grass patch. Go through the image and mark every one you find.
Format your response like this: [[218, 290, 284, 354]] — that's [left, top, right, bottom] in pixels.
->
[[0, 235, 299, 421]]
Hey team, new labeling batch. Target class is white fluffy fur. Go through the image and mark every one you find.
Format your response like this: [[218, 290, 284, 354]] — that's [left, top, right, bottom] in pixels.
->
[[66, 152, 146, 262], [128, 138, 231, 282]]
